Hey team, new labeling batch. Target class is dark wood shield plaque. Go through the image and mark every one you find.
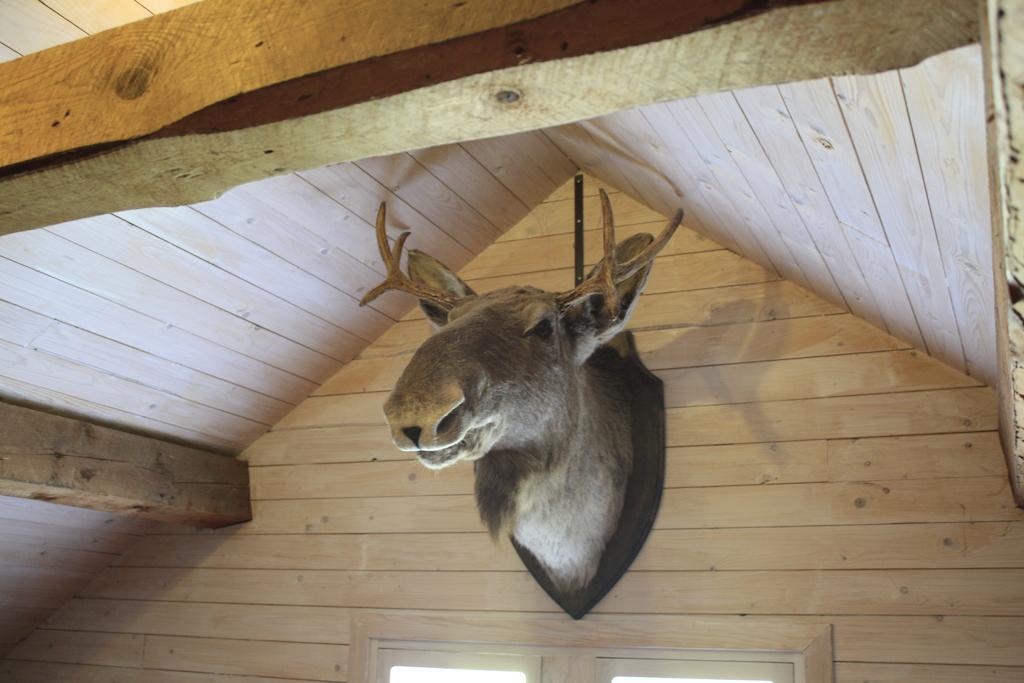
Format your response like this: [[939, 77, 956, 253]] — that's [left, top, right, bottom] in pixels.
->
[[510, 331, 665, 619]]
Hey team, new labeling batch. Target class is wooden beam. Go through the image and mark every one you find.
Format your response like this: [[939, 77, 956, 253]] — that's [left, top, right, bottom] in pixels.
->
[[0, 0, 977, 235], [985, 0, 1024, 506], [0, 400, 250, 527]]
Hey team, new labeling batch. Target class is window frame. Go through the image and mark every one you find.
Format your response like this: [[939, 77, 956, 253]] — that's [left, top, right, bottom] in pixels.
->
[[350, 612, 833, 683]]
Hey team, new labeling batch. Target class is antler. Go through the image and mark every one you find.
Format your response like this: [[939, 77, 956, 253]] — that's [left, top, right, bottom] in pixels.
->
[[554, 189, 683, 319], [359, 203, 462, 309]]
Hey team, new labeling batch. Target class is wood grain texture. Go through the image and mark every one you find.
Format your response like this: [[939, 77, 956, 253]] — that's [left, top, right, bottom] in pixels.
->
[[0, 128, 568, 454], [0, 0, 979, 234], [109, 519, 1023, 572], [3, 74, 1016, 683], [0, 400, 250, 526], [835, 662, 1024, 682], [556, 46, 994, 395], [17, 174, 1014, 677], [0, 2, 575, 458], [983, 0, 1024, 505], [832, 70, 967, 371], [0, 495, 153, 660], [900, 47, 996, 384], [696, 90, 846, 307], [777, 77, 926, 349]]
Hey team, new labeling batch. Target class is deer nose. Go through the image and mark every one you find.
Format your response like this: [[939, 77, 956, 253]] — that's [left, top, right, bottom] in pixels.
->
[[401, 426, 422, 448], [385, 388, 466, 452]]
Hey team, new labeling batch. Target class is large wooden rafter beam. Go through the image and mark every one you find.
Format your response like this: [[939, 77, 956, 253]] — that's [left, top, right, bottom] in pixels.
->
[[984, 0, 1024, 506], [0, 0, 978, 235], [0, 400, 250, 526]]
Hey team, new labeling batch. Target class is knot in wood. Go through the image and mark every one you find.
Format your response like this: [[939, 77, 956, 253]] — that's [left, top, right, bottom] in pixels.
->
[[495, 89, 521, 104], [115, 64, 155, 100]]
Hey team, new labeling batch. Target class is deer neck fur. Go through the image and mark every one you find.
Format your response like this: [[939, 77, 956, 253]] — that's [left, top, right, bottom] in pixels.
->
[[473, 353, 633, 591]]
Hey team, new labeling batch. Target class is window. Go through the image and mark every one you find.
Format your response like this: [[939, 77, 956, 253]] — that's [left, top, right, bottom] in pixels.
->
[[376, 645, 795, 683], [351, 612, 831, 682], [378, 649, 541, 683], [599, 655, 795, 683], [390, 666, 527, 683]]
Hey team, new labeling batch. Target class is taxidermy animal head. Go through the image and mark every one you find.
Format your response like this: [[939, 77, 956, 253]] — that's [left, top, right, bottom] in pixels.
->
[[362, 190, 681, 592]]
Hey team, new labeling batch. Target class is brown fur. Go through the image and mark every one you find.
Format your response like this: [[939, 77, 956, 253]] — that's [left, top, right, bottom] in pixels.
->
[[381, 234, 660, 591]]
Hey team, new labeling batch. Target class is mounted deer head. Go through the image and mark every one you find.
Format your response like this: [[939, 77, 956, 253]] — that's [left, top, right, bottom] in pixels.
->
[[362, 190, 682, 594]]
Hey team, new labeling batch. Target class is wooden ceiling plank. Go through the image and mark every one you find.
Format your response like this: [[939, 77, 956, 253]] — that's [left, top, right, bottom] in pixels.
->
[[658, 99, 816, 290], [460, 131, 577, 208], [0, 257, 313, 403], [639, 103, 787, 271], [545, 124, 659, 216], [831, 71, 968, 372], [0, 294, 288, 423], [27, 319, 291, 426], [0, 336, 266, 445], [0, 371, 247, 453], [0, 0, 83, 55], [121, 204, 393, 342], [0, 0, 979, 234], [611, 108, 745, 245], [134, 0, 199, 13], [0, 400, 251, 526], [621, 106, 777, 267], [192, 190, 398, 336], [296, 161, 474, 275], [411, 144, 531, 232], [355, 154, 500, 253], [732, 85, 889, 333], [0, 228, 340, 383], [900, 46, 997, 385], [49, 212, 364, 363], [0, 41, 18, 62], [38, 0, 150, 35], [236, 174, 391, 273], [777, 80, 889, 242], [694, 90, 848, 309], [778, 78, 927, 349]]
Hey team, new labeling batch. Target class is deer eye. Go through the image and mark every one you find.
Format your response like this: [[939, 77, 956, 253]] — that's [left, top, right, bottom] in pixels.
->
[[524, 317, 553, 340]]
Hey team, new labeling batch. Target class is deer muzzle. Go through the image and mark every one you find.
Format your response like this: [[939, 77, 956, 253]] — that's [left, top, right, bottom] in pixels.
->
[[384, 384, 468, 453]]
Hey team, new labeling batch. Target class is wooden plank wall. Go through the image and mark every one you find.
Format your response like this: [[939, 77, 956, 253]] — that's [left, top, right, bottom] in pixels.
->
[[547, 45, 996, 388], [0, 497, 153, 659], [4, 179, 1020, 682]]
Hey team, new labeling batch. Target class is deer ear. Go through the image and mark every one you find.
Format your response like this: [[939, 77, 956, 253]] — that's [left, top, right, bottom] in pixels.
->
[[406, 249, 476, 328], [563, 233, 656, 360]]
